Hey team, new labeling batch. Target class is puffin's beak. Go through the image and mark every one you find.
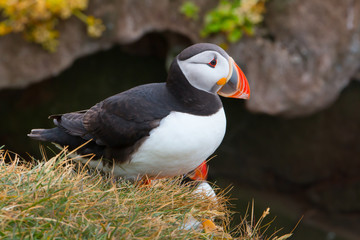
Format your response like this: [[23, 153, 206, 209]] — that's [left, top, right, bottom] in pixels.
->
[[187, 161, 208, 181], [217, 57, 250, 99]]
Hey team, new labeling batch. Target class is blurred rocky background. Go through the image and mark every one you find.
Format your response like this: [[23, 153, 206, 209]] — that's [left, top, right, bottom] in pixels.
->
[[0, 0, 359, 239]]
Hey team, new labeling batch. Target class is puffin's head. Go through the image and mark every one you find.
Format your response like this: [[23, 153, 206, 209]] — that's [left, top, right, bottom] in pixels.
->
[[177, 43, 250, 99]]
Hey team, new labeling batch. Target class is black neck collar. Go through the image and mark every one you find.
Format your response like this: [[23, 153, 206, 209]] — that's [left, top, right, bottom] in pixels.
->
[[166, 58, 222, 116]]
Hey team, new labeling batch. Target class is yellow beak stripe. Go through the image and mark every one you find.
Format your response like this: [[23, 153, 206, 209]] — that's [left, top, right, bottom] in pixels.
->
[[216, 77, 227, 86]]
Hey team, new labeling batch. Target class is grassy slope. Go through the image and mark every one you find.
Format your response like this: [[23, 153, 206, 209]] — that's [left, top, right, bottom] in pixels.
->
[[0, 148, 291, 239]]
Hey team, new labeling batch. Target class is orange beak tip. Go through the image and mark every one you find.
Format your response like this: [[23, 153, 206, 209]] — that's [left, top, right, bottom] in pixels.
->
[[217, 58, 250, 99]]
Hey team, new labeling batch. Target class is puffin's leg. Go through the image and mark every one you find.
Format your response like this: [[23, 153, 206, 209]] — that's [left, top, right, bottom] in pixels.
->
[[187, 161, 208, 181], [137, 175, 153, 187], [188, 161, 220, 233]]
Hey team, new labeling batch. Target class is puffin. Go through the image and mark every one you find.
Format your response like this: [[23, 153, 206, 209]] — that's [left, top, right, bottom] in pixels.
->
[[28, 43, 250, 180]]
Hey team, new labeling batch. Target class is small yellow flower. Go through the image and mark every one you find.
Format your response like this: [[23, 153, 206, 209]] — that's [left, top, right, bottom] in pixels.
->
[[32, 0, 51, 21], [87, 17, 105, 38], [0, 0, 106, 51], [69, 0, 88, 10], [24, 23, 59, 52]]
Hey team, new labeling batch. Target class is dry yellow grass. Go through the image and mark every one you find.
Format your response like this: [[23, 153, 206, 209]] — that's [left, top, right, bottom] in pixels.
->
[[0, 147, 292, 239]]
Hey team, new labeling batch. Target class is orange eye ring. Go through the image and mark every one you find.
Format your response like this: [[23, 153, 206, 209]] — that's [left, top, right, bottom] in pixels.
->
[[207, 57, 217, 68]]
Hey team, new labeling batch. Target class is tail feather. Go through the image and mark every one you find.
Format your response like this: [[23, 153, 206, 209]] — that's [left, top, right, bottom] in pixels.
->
[[28, 128, 56, 142], [28, 127, 105, 158], [28, 127, 82, 146]]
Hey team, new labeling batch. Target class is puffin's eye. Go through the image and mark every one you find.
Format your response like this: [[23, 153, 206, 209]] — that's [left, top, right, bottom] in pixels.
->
[[207, 57, 217, 68]]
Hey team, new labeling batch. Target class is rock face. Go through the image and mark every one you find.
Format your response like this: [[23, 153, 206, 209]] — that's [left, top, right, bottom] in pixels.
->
[[230, 0, 360, 116], [1, 0, 360, 117]]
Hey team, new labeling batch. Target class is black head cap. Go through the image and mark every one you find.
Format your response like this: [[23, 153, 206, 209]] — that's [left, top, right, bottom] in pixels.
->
[[178, 43, 229, 61]]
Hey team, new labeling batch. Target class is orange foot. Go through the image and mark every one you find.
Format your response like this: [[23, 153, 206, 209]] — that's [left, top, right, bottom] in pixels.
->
[[187, 161, 208, 181], [137, 176, 153, 187], [202, 219, 217, 233]]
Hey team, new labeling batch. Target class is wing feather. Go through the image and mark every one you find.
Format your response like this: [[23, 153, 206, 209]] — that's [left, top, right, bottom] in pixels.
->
[[51, 112, 88, 137], [83, 84, 170, 148]]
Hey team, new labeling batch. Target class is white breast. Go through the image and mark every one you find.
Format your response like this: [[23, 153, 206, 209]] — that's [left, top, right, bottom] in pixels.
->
[[107, 108, 227, 179]]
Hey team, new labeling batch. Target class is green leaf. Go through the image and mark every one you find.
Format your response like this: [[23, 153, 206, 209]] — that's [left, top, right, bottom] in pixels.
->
[[221, 19, 236, 32], [227, 28, 242, 42], [180, 1, 199, 20], [205, 22, 222, 34], [200, 0, 267, 43], [243, 18, 255, 35]]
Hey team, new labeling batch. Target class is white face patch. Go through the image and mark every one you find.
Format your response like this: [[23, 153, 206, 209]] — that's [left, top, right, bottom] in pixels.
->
[[177, 51, 230, 93]]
